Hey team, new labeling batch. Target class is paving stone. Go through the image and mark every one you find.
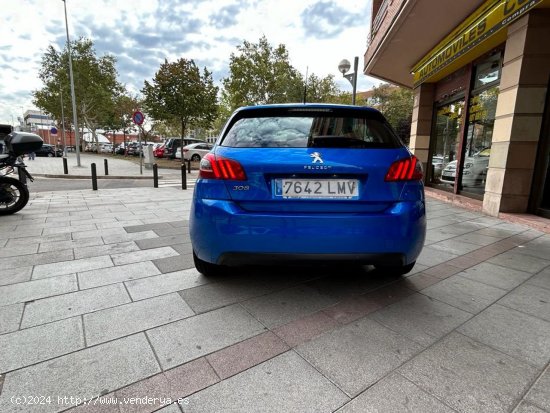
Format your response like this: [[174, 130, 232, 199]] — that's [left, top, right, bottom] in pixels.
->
[[297, 318, 423, 397], [112, 357, 217, 413], [74, 241, 140, 260], [0, 249, 73, 270], [527, 267, 550, 290], [370, 293, 472, 346], [206, 331, 289, 380], [0, 226, 43, 240], [171, 243, 193, 256], [0, 334, 161, 413], [38, 237, 105, 253], [0, 317, 84, 373], [102, 230, 158, 245], [0, 243, 38, 258], [416, 246, 459, 267], [72, 228, 129, 241], [153, 253, 194, 273], [273, 311, 339, 347], [458, 262, 533, 290], [514, 402, 547, 413], [125, 269, 208, 301], [124, 222, 173, 233], [401, 272, 441, 291], [153, 227, 187, 237], [498, 284, 550, 322], [111, 247, 178, 266], [322, 294, 383, 324], [42, 224, 97, 235], [6, 233, 72, 246], [421, 275, 507, 314], [78, 261, 161, 290], [452, 232, 502, 246], [185, 351, 349, 413], [428, 239, 481, 256], [155, 404, 182, 413], [33, 256, 114, 279], [336, 372, 456, 413], [458, 304, 550, 369], [179, 272, 300, 314], [241, 285, 338, 328], [84, 293, 194, 346], [0, 267, 32, 287], [22, 283, 131, 328], [487, 251, 550, 274], [146, 304, 265, 370], [525, 367, 550, 411], [0, 303, 23, 335], [399, 332, 538, 413], [135, 234, 190, 250], [0, 274, 77, 306]]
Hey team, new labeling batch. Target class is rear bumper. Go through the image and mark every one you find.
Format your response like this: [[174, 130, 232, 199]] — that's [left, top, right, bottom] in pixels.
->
[[190, 198, 426, 266]]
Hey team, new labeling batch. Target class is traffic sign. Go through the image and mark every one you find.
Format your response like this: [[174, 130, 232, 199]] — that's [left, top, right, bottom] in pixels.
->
[[132, 111, 144, 125], [51, 127, 58, 135]]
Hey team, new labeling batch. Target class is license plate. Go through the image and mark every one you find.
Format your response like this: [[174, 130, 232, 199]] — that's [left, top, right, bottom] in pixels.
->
[[275, 179, 359, 199]]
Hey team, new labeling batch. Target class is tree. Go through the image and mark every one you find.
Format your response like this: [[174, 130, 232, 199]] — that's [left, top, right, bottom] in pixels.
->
[[142, 58, 218, 139], [304, 73, 349, 104], [33, 38, 125, 148], [367, 84, 414, 145], [222, 36, 304, 110]]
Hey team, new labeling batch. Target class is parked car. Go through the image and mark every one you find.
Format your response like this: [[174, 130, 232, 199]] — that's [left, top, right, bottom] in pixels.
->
[[163, 137, 205, 159], [440, 147, 490, 187], [99, 144, 113, 153], [154, 144, 165, 157], [35, 144, 63, 157], [175, 143, 213, 161], [190, 104, 426, 276]]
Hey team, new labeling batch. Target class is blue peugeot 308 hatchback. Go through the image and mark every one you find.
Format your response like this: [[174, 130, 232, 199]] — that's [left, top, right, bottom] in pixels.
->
[[190, 104, 426, 276]]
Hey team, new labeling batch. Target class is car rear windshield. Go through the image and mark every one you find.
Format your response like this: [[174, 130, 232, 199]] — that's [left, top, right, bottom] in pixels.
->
[[220, 108, 402, 149]]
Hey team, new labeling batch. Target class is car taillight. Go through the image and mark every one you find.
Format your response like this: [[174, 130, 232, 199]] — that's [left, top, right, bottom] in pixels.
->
[[199, 153, 247, 180], [385, 156, 423, 181]]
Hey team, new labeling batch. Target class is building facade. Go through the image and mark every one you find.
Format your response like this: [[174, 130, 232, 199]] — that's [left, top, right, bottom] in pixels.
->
[[364, 0, 550, 218]]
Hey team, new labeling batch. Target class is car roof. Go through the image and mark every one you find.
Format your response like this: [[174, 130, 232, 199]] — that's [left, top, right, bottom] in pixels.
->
[[234, 103, 382, 116]]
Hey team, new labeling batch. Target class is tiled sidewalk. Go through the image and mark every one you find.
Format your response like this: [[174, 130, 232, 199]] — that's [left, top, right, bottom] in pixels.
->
[[0, 187, 549, 413]]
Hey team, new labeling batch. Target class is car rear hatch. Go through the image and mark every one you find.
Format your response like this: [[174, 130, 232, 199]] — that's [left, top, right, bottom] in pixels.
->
[[202, 105, 420, 214]]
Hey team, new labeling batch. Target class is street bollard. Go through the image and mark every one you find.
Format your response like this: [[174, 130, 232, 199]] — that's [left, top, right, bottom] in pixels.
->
[[181, 163, 187, 190], [153, 163, 158, 188], [104, 159, 109, 176], [63, 157, 68, 175], [187, 159, 191, 173], [91, 163, 98, 191]]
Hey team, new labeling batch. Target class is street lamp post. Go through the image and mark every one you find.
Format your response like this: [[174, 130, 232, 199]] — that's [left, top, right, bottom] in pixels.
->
[[60, 89, 67, 156], [338, 56, 359, 105], [62, 0, 81, 166]]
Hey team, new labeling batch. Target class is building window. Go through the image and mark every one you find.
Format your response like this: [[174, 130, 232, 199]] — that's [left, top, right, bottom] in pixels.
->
[[430, 99, 464, 188]]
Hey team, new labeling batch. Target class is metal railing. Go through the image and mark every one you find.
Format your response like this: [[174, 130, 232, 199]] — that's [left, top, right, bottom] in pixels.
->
[[368, 0, 390, 47]]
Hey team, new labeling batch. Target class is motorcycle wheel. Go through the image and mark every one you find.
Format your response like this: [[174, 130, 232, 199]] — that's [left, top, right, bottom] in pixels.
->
[[0, 177, 29, 215]]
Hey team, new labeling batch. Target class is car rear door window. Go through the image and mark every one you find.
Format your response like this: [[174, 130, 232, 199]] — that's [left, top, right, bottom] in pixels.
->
[[221, 109, 401, 149]]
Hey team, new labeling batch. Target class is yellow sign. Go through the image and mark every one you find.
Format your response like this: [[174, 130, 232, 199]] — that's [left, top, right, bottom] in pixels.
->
[[413, 0, 542, 86]]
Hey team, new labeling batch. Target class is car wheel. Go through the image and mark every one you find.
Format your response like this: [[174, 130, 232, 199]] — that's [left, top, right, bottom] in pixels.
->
[[47, 153, 54, 157], [193, 251, 225, 276], [375, 261, 416, 276], [191, 154, 201, 162]]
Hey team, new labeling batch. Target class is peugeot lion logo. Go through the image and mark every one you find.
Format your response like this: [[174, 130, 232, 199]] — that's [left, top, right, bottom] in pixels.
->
[[310, 152, 323, 164]]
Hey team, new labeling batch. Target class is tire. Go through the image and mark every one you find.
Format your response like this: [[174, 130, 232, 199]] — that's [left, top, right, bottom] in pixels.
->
[[375, 261, 416, 276], [0, 177, 30, 215], [193, 251, 225, 276], [191, 154, 201, 162], [47, 153, 54, 157]]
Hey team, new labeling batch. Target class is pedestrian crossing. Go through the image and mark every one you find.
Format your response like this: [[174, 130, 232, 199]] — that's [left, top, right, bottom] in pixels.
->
[[157, 179, 196, 188]]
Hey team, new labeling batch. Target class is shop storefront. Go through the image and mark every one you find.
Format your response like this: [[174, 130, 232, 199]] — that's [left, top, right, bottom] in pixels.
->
[[364, 0, 550, 217]]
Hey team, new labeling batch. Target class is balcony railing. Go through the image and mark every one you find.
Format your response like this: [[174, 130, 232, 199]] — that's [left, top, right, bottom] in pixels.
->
[[367, 0, 390, 47]]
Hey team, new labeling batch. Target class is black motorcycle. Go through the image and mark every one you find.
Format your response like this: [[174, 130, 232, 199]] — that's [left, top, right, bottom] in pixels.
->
[[0, 132, 43, 215]]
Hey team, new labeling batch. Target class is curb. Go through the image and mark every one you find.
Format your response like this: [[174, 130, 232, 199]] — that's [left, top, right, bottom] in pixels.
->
[[34, 174, 162, 180]]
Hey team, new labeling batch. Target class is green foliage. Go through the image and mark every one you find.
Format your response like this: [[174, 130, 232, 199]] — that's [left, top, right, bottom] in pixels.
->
[[33, 38, 125, 136], [368, 84, 414, 145], [142, 58, 218, 139], [222, 36, 303, 110]]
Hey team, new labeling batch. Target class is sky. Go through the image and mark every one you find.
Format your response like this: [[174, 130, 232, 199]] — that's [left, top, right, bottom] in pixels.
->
[[0, 0, 380, 125]]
